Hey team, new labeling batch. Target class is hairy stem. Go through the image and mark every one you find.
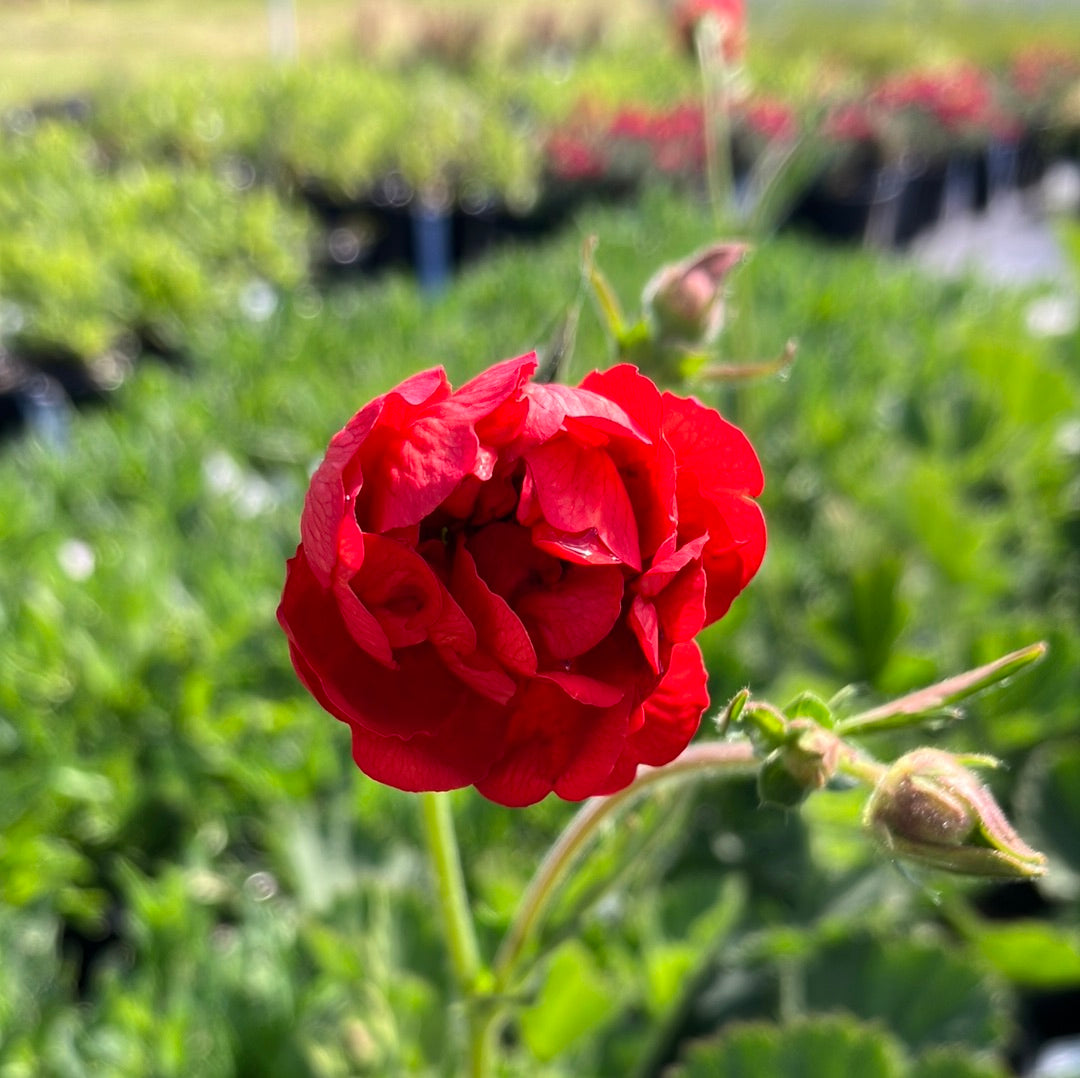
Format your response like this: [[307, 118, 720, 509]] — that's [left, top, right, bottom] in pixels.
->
[[492, 740, 758, 989]]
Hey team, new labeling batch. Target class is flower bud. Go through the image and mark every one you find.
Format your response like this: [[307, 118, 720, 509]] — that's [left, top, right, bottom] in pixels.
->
[[863, 748, 1046, 879], [758, 720, 842, 808], [642, 243, 748, 349]]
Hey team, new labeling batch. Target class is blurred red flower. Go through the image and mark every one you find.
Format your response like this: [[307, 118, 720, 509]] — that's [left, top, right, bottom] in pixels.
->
[[279, 355, 765, 806], [673, 0, 747, 63]]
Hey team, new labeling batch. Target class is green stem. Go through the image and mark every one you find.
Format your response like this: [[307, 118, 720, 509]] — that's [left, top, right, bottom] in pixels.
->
[[492, 740, 758, 990], [418, 791, 490, 1077]]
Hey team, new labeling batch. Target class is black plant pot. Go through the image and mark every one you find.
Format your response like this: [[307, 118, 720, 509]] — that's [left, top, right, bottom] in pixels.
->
[[938, 151, 987, 219], [891, 159, 947, 246], [1015, 132, 1050, 190], [453, 202, 503, 267], [788, 160, 905, 245], [0, 357, 72, 447]]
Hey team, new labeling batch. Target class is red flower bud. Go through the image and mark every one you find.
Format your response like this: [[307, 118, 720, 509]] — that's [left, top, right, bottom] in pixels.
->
[[642, 243, 748, 349], [864, 748, 1046, 878]]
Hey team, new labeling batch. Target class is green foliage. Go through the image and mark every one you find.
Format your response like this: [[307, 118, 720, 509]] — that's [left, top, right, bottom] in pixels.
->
[[670, 1015, 1016, 1078], [670, 1014, 907, 1078], [89, 59, 548, 206], [968, 919, 1080, 990], [520, 940, 618, 1061], [801, 932, 1008, 1051], [0, 121, 313, 362], [0, 182, 1076, 1074], [1016, 742, 1080, 896]]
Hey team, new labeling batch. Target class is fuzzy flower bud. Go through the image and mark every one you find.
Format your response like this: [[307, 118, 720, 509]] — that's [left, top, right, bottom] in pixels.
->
[[642, 243, 748, 349], [758, 720, 843, 807], [864, 748, 1046, 879]]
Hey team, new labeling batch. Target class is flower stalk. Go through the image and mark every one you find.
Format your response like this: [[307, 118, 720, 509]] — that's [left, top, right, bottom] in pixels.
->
[[418, 792, 492, 1077], [415, 642, 1047, 1074], [492, 740, 758, 990]]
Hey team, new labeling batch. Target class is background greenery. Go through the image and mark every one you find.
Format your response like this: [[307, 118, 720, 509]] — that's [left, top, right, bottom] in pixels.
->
[[1, 2, 1079, 1076]]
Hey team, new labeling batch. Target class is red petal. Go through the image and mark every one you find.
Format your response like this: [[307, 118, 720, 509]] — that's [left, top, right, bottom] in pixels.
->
[[654, 560, 707, 642], [629, 537, 708, 669], [710, 492, 767, 589], [302, 367, 456, 580], [581, 364, 664, 439], [582, 365, 678, 561], [630, 641, 709, 765], [545, 383, 650, 443], [279, 552, 483, 739], [523, 434, 641, 570], [639, 534, 708, 596], [391, 366, 454, 408], [333, 584, 395, 667], [629, 594, 661, 673], [450, 544, 537, 677], [299, 396, 382, 587], [360, 415, 479, 532], [537, 670, 625, 707], [437, 648, 518, 705], [349, 533, 450, 649], [680, 492, 766, 624], [661, 390, 764, 497], [591, 641, 709, 795], [349, 700, 507, 792], [451, 352, 537, 423], [553, 697, 634, 801], [575, 618, 660, 705], [520, 382, 649, 448], [467, 521, 562, 603], [514, 563, 624, 661], [474, 679, 632, 806]]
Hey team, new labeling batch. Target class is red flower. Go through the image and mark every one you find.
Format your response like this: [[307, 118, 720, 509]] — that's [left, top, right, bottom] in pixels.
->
[[1010, 46, 1080, 103], [673, 0, 746, 63], [546, 132, 610, 182], [278, 354, 765, 806], [821, 102, 877, 144], [738, 97, 799, 142], [871, 65, 995, 135]]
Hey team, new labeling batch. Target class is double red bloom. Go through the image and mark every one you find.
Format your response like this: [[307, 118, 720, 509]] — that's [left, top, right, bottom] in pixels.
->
[[278, 355, 765, 806]]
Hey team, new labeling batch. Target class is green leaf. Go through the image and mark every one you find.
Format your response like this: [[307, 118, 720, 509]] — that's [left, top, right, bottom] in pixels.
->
[[715, 688, 750, 735], [911, 1047, 1010, 1078], [802, 933, 1008, 1051], [783, 691, 835, 728], [520, 941, 617, 1062], [670, 1014, 906, 1078], [969, 920, 1080, 990], [644, 942, 699, 1017], [581, 235, 626, 339]]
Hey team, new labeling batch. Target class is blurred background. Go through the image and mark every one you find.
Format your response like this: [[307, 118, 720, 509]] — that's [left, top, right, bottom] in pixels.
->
[[1, 1, 1080, 1075]]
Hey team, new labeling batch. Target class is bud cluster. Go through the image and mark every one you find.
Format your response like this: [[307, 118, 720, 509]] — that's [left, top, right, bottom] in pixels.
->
[[720, 643, 1049, 881]]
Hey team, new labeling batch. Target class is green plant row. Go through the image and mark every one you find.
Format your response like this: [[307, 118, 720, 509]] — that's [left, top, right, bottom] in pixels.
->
[[6, 16, 1080, 370], [1, 184, 1077, 1074], [0, 122, 313, 366], [83, 45, 691, 212], [87, 61, 556, 209]]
